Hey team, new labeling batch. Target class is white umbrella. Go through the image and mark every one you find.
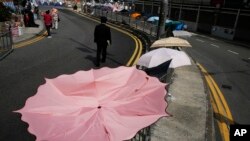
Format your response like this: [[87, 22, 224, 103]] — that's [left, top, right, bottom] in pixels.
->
[[173, 30, 192, 38], [150, 37, 192, 48], [147, 16, 173, 24], [147, 16, 159, 22], [137, 48, 191, 68]]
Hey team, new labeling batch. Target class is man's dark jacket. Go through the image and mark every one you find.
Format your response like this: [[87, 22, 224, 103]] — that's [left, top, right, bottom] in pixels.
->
[[94, 23, 111, 45]]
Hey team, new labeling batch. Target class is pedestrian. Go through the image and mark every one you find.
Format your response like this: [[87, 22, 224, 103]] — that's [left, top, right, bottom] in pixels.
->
[[51, 8, 59, 29], [94, 16, 112, 67], [24, 12, 30, 27], [43, 10, 52, 38], [34, 6, 39, 19]]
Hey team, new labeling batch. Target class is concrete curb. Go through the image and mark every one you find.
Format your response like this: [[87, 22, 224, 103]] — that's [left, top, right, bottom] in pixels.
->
[[13, 19, 45, 44]]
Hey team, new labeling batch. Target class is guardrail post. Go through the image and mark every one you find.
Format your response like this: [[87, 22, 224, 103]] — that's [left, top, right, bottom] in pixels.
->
[[129, 16, 131, 26], [110, 11, 113, 20], [178, 4, 182, 20], [116, 13, 117, 22], [232, 9, 240, 39], [143, 21, 145, 32], [0, 29, 13, 60], [195, 6, 201, 31], [9, 27, 13, 48], [233, 9, 240, 30], [151, 2, 154, 14]]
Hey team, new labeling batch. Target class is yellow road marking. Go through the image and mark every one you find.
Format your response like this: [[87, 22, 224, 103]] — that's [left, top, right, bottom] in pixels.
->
[[13, 10, 142, 67], [210, 96, 230, 140], [206, 75, 229, 141], [132, 36, 143, 66], [14, 31, 46, 48], [73, 11, 143, 66], [209, 76, 234, 123], [197, 63, 234, 141]]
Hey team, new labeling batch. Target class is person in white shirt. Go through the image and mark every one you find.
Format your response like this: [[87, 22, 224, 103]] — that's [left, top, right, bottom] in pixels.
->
[[51, 8, 59, 29]]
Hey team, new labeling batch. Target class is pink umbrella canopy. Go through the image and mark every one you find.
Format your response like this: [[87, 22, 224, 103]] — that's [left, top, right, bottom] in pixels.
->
[[15, 66, 168, 141]]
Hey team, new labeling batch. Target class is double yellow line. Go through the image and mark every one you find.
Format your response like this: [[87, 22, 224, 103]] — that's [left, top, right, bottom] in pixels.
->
[[108, 27, 142, 66], [197, 63, 234, 141], [73, 11, 143, 66], [13, 31, 46, 48]]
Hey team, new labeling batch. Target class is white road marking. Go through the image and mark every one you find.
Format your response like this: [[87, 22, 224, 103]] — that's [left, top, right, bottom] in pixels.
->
[[196, 39, 205, 43], [227, 50, 239, 55], [211, 44, 219, 48], [209, 37, 216, 41], [199, 35, 206, 38]]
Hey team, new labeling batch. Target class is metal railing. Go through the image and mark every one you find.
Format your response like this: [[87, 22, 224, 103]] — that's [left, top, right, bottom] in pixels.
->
[[98, 1, 250, 41], [93, 8, 159, 38], [129, 127, 151, 141], [0, 30, 13, 60]]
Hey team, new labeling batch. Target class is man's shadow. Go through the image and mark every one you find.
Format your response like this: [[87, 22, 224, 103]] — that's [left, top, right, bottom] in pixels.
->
[[70, 38, 123, 66], [84, 54, 123, 66], [85, 55, 96, 65]]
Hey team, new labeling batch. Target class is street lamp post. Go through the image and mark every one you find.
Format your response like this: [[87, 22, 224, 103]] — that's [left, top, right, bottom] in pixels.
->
[[157, 0, 168, 39]]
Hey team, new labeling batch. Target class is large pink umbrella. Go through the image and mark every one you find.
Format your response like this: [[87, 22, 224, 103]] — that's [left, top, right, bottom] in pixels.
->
[[15, 66, 168, 141]]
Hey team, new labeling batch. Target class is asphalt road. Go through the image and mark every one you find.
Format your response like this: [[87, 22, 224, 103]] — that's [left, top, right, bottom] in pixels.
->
[[0, 8, 137, 141], [183, 33, 250, 124]]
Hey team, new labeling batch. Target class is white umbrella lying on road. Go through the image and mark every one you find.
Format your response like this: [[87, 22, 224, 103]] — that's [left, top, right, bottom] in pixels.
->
[[150, 37, 192, 48], [173, 30, 192, 38], [137, 48, 191, 68]]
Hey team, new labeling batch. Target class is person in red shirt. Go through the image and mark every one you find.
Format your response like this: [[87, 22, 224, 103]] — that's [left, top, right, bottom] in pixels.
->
[[43, 10, 52, 38], [24, 13, 30, 27]]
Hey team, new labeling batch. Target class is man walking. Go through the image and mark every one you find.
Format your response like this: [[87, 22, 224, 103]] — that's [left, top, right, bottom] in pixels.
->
[[43, 10, 52, 38], [94, 16, 112, 67]]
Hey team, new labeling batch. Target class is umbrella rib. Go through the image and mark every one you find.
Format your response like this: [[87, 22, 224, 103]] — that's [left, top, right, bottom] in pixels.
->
[[16, 67, 169, 141], [47, 80, 66, 96], [134, 77, 149, 92]]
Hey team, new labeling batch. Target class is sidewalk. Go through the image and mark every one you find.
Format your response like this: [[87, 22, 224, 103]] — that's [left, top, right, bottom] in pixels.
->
[[13, 19, 44, 44], [0, 20, 43, 60], [12, 9, 213, 141], [151, 65, 212, 141]]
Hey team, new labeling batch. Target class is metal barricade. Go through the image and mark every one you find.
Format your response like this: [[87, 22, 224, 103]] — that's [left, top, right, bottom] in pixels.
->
[[93, 8, 158, 38], [0, 30, 13, 60], [129, 126, 151, 141]]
